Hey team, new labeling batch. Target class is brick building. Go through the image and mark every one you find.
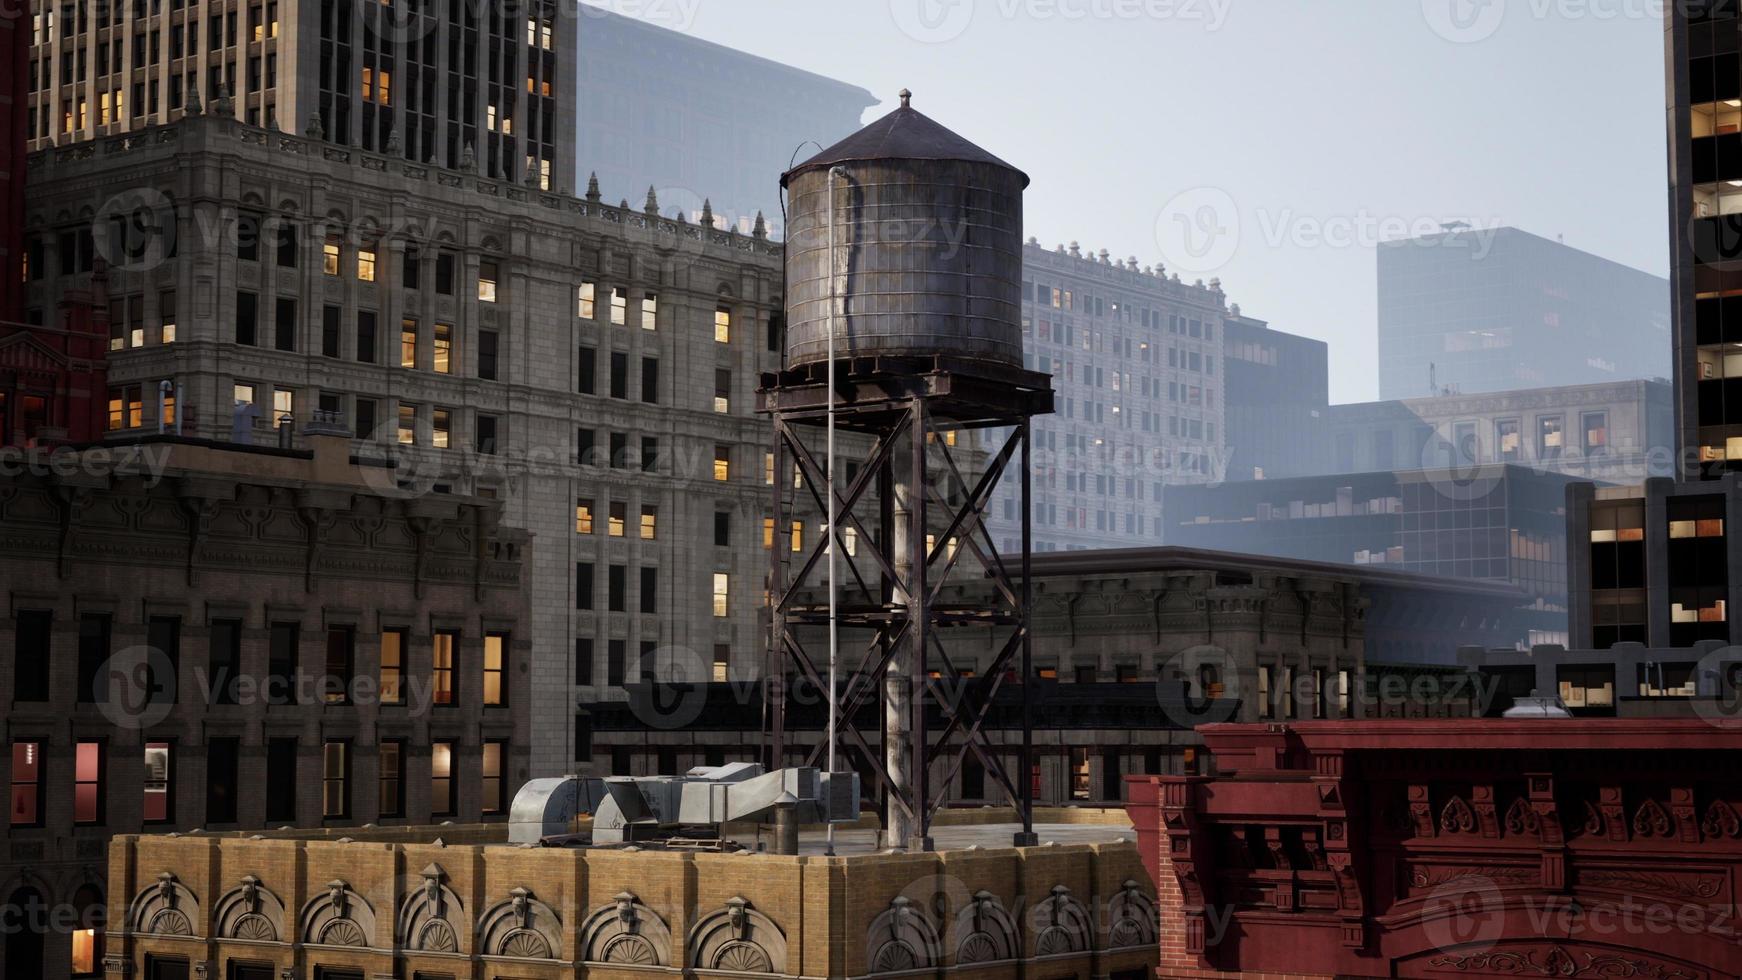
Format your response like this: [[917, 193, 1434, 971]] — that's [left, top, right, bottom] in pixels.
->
[[0, 430, 531, 980]]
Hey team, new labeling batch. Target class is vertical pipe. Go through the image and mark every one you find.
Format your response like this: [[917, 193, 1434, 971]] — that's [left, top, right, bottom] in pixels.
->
[[770, 420, 789, 770], [1017, 419, 1037, 847], [825, 165, 846, 856], [909, 400, 930, 851]]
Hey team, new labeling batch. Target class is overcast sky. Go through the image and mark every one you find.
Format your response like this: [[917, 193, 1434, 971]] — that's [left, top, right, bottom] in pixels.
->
[[591, 0, 1668, 403]]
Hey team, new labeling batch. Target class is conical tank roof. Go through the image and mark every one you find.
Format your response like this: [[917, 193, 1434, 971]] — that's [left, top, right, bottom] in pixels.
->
[[781, 89, 1030, 188]]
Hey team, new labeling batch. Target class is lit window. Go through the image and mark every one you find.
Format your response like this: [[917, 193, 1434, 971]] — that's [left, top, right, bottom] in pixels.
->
[[640, 506, 657, 540], [712, 573, 730, 618], [323, 240, 341, 275], [764, 453, 775, 485], [577, 282, 596, 318], [272, 387, 295, 425], [397, 404, 416, 445], [401, 318, 418, 369], [379, 629, 405, 705], [610, 287, 627, 325], [714, 369, 731, 414], [715, 306, 731, 343], [478, 261, 499, 303], [142, 742, 171, 822], [763, 517, 776, 550], [432, 408, 450, 449], [74, 741, 102, 824], [433, 323, 452, 374], [482, 741, 505, 813], [431, 741, 453, 816], [432, 632, 456, 705], [714, 445, 731, 482], [321, 741, 347, 818], [357, 247, 376, 282], [10, 742, 41, 826], [483, 634, 506, 706], [575, 499, 594, 534], [790, 520, 804, 553], [713, 646, 730, 682], [608, 502, 625, 538], [641, 293, 657, 330]]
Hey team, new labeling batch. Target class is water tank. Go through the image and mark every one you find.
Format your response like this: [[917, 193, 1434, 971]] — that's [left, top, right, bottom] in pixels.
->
[[781, 91, 1029, 371]]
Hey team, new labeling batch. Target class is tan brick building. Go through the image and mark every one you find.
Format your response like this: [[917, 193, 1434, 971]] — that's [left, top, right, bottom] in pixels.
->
[[101, 810, 1157, 980], [0, 431, 531, 980]]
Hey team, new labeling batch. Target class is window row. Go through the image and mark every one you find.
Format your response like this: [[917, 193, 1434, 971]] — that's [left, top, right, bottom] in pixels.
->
[[10, 612, 510, 710]]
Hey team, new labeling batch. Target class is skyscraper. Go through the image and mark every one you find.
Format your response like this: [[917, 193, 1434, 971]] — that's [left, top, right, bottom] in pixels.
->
[[24, 0, 574, 185], [1377, 226, 1668, 401], [572, 7, 875, 236]]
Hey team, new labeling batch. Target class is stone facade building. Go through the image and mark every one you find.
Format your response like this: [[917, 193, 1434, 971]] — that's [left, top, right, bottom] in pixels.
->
[[985, 241, 1234, 553], [0, 432, 532, 980], [102, 811, 1156, 980], [20, 107, 794, 776], [25, 0, 575, 186], [581, 548, 1497, 813]]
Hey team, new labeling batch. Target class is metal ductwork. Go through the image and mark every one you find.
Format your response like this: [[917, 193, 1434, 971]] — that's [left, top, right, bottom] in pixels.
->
[[508, 763, 859, 852]]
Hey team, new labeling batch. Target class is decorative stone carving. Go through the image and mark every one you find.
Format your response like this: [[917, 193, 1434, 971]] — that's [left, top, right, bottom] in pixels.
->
[[299, 879, 375, 948], [1703, 799, 1742, 840], [580, 891, 672, 966], [860, 895, 942, 972], [1634, 799, 1674, 839], [1028, 885, 1092, 956], [1105, 880, 1159, 949], [214, 874, 286, 942], [1503, 797, 1541, 838], [128, 872, 200, 938], [396, 863, 464, 954], [688, 896, 786, 974], [1440, 795, 1478, 835], [479, 886, 562, 960], [951, 891, 1017, 965]]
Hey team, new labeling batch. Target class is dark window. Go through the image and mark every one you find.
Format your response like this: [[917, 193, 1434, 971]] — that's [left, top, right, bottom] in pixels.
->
[[641, 436, 658, 473], [575, 562, 594, 609], [265, 738, 297, 823], [482, 741, 506, 814], [476, 415, 498, 454], [611, 746, 632, 776], [321, 305, 341, 357], [608, 564, 626, 611], [640, 566, 657, 614], [575, 427, 596, 466], [577, 346, 596, 394], [207, 618, 241, 706], [268, 622, 297, 706], [13, 611, 51, 703], [321, 740, 350, 819], [478, 329, 498, 380], [235, 290, 258, 345], [607, 640, 625, 686], [714, 512, 731, 547], [402, 245, 421, 289], [237, 213, 261, 261], [206, 737, 239, 824], [609, 432, 628, 468], [356, 311, 378, 363], [641, 357, 658, 403], [575, 638, 594, 684], [609, 352, 628, 399], [146, 617, 180, 705], [77, 614, 111, 704], [356, 399, 377, 439], [435, 251, 455, 294], [766, 311, 784, 352], [275, 221, 298, 267], [274, 297, 296, 351], [574, 714, 593, 760], [322, 627, 354, 704]]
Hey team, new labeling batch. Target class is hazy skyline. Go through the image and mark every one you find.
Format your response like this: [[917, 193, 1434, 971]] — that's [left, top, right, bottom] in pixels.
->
[[586, 0, 1669, 404]]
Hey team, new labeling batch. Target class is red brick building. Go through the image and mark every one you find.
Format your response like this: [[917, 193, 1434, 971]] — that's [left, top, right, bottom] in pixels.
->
[[1128, 721, 1742, 979]]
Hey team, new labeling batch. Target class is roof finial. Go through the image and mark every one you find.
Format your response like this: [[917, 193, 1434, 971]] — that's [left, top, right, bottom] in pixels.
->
[[899, 88, 912, 109]]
